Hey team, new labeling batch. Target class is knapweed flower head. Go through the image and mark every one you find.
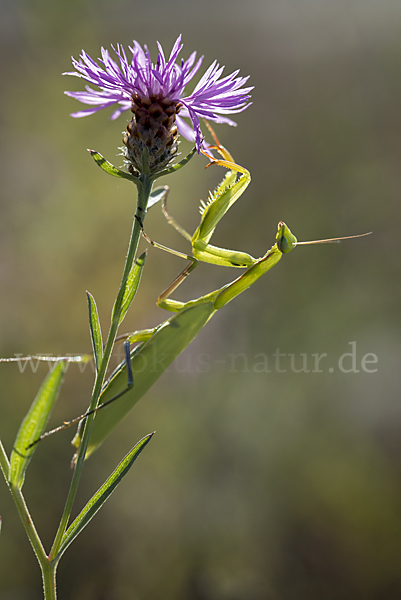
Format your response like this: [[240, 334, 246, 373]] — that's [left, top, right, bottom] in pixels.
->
[[65, 35, 252, 174]]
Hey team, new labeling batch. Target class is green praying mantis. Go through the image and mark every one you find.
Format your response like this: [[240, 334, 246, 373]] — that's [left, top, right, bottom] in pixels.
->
[[48, 130, 366, 458], [11, 128, 369, 457]]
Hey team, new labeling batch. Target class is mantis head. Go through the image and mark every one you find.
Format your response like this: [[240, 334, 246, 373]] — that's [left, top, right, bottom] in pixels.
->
[[276, 222, 298, 253], [275, 221, 371, 254]]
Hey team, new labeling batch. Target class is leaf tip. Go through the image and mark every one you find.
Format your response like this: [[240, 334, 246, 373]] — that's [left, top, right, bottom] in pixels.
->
[[137, 250, 147, 262], [142, 431, 155, 444]]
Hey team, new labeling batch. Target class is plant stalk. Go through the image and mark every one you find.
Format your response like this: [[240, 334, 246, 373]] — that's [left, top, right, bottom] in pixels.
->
[[50, 174, 153, 559], [41, 561, 58, 600], [0, 438, 10, 481], [2, 434, 58, 599], [10, 485, 46, 559]]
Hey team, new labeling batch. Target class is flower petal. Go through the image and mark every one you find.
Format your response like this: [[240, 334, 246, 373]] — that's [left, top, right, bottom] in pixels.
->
[[64, 36, 252, 152]]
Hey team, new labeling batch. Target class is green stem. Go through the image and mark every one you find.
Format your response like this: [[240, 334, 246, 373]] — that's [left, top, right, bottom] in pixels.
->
[[42, 561, 58, 600], [1, 442, 46, 564], [2, 440, 57, 598], [9, 486, 48, 573], [50, 174, 153, 560]]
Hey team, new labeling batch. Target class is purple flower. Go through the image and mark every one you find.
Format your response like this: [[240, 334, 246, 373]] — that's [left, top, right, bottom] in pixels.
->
[[64, 35, 252, 152]]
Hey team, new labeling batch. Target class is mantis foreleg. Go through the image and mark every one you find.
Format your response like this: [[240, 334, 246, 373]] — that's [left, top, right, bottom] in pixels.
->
[[134, 129, 258, 309], [156, 126, 256, 269]]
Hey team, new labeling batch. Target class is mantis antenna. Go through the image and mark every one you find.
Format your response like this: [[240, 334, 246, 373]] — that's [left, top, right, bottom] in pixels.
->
[[296, 232, 372, 246]]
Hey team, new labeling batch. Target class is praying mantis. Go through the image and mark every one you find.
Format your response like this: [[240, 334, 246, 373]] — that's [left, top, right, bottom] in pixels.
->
[[63, 132, 369, 458]]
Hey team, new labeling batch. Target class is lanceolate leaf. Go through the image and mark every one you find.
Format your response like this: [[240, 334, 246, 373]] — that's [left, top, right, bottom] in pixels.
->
[[9, 362, 65, 489], [116, 251, 146, 326], [87, 292, 103, 372], [89, 150, 139, 184], [58, 432, 154, 558], [153, 146, 197, 179]]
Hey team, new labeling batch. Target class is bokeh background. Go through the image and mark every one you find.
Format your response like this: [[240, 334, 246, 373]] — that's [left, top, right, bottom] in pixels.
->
[[1, 1, 401, 598]]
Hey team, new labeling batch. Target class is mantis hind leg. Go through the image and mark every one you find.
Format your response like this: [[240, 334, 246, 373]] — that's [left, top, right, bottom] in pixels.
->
[[135, 215, 199, 312], [156, 258, 198, 310], [28, 340, 135, 448]]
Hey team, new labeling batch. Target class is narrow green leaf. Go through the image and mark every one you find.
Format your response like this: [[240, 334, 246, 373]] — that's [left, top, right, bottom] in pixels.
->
[[9, 362, 65, 489], [59, 432, 153, 557], [147, 186, 169, 210], [89, 150, 139, 184], [153, 146, 197, 179], [87, 292, 103, 372], [116, 251, 146, 326]]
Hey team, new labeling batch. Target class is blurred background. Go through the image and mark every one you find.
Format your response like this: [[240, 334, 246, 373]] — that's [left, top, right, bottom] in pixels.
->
[[1, 0, 401, 598]]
